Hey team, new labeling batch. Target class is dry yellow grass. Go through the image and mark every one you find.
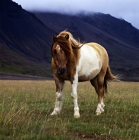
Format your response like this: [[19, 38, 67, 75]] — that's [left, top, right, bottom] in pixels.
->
[[0, 80, 139, 139]]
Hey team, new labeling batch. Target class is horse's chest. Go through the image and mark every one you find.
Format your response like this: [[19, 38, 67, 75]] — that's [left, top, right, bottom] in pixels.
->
[[77, 46, 101, 80]]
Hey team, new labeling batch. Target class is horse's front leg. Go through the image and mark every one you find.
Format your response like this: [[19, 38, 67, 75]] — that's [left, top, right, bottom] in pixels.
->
[[71, 73, 80, 118], [51, 78, 64, 116]]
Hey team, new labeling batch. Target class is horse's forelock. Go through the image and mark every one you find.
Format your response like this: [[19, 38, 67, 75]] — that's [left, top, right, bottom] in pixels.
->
[[53, 36, 73, 59], [52, 31, 82, 61]]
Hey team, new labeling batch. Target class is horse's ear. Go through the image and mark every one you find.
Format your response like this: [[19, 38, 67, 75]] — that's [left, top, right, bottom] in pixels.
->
[[53, 35, 57, 42], [65, 34, 69, 40]]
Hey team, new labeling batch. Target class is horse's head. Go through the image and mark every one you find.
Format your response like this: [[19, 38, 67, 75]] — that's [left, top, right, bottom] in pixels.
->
[[51, 34, 70, 75]]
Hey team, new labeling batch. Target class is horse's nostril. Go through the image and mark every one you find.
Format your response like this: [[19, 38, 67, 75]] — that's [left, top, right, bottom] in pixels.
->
[[57, 67, 67, 75]]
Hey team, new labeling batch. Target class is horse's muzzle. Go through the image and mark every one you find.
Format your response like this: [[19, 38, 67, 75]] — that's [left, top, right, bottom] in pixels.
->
[[57, 67, 67, 75]]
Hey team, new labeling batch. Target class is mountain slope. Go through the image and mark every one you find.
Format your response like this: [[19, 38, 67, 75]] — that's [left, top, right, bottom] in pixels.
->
[[80, 13, 139, 49], [0, 43, 52, 77], [0, 0, 55, 62]]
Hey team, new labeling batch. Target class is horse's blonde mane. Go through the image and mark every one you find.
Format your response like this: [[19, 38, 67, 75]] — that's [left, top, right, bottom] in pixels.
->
[[58, 31, 83, 48]]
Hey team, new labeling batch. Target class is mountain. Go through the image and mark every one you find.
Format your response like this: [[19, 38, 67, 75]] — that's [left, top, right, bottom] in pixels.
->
[[0, 0, 139, 80], [35, 12, 139, 80]]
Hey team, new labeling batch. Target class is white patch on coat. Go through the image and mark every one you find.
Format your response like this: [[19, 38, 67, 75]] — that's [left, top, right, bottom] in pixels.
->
[[71, 72, 80, 118], [56, 44, 60, 50], [51, 92, 63, 115], [77, 44, 101, 80]]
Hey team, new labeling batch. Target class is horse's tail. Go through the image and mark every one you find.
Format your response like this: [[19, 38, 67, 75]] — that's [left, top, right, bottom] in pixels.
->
[[104, 65, 117, 93]]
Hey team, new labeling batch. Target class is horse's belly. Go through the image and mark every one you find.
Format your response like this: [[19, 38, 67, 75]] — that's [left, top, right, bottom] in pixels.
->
[[77, 45, 101, 81]]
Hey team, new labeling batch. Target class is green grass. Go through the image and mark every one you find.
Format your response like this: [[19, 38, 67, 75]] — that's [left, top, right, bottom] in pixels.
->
[[0, 80, 139, 139]]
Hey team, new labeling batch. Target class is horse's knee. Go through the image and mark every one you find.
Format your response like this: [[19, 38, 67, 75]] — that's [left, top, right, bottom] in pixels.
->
[[56, 92, 62, 101], [71, 92, 77, 99]]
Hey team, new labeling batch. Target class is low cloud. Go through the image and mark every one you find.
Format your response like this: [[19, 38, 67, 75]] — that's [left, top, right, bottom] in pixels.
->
[[13, 0, 139, 29]]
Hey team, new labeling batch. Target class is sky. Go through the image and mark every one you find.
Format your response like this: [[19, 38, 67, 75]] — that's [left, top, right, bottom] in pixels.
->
[[13, 0, 139, 29]]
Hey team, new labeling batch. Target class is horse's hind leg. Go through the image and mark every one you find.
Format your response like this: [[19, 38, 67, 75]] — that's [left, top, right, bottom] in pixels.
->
[[90, 76, 105, 115], [51, 78, 64, 116]]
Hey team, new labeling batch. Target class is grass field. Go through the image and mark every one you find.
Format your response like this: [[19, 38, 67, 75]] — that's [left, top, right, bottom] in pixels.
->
[[0, 80, 139, 140]]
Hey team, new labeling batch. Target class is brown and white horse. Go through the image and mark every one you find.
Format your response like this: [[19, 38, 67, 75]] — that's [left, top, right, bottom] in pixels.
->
[[51, 31, 116, 118]]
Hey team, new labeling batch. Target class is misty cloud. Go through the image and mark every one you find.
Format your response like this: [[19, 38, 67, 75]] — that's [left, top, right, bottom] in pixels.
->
[[13, 0, 139, 29]]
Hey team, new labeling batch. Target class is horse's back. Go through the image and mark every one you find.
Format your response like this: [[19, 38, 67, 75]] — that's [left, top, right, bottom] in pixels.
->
[[86, 42, 108, 56], [77, 42, 108, 81]]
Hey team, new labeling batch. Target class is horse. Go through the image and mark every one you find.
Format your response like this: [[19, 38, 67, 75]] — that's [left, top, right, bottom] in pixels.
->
[[51, 31, 116, 118]]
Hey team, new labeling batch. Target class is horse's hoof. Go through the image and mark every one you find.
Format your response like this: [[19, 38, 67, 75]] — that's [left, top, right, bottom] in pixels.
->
[[96, 112, 101, 116], [50, 111, 59, 116], [50, 112, 56, 116], [96, 110, 104, 115], [74, 114, 80, 118]]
